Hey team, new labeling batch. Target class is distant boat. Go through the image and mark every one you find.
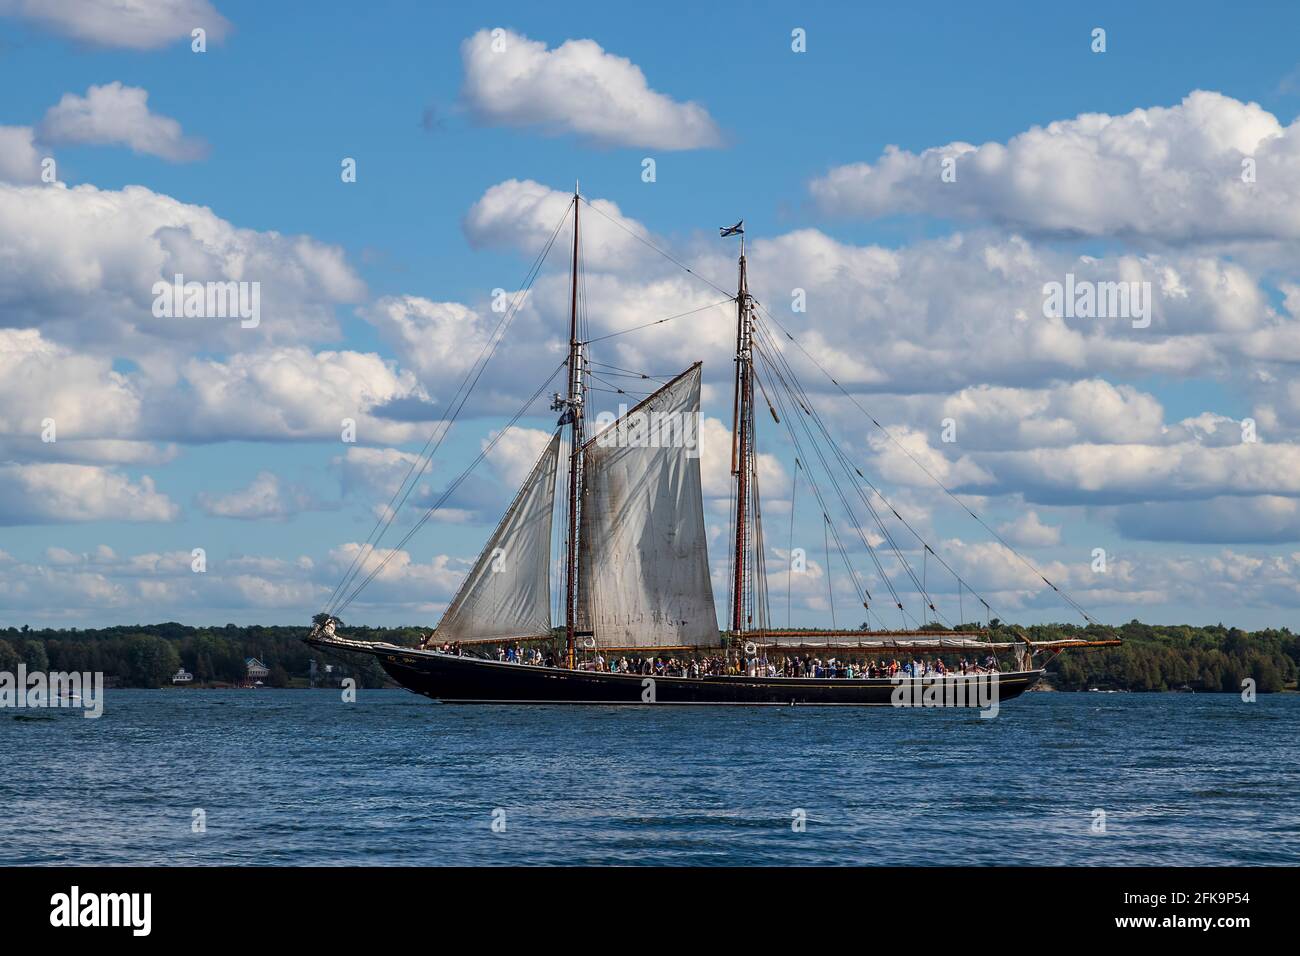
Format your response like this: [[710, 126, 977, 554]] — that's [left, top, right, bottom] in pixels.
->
[[308, 189, 1118, 705]]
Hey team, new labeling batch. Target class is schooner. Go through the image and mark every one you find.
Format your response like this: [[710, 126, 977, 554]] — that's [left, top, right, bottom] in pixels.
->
[[307, 188, 1118, 705]]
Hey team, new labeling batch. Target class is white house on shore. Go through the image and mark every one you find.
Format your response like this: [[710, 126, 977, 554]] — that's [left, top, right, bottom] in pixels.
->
[[172, 668, 193, 684], [245, 658, 269, 682]]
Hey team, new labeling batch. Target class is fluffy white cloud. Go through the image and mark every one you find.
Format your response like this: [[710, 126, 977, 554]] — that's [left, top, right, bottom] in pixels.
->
[[698, 415, 785, 500], [0, 0, 231, 50], [974, 440, 1300, 504], [197, 471, 319, 520], [996, 510, 1062, 547], [0, 328, 141, 439], [866, 427, 993, 490], [863, 379, 1169, 452], [484, 425, 554, 487], [460, 28, 722, 149], [0, 181, 365, 354], [464, 178, 653, 271], [38, 82, 208, 161], [165, 347, 430, 444], [358, 292, 571, 414], [810, 91, 1300, 241], [0, 328, 436, 460], [0, 540, 488, 622], [0, 125, 43, 183], [0, 463, 178, 524]]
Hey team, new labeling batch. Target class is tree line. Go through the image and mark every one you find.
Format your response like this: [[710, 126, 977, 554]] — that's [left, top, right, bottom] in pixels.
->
[[0, 619, 1295, 691], [0, 622, 420, 689]]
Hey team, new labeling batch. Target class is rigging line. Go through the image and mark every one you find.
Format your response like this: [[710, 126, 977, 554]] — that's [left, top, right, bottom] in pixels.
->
[[759, 343, 897, 621], [325, 201, 570, 615], [750, 299, 1098, 626], [585, 364, 671, 381], [755, 338, 907, 617], [757, 345, 897, 624], [335, 361, 568, 615], [752, 320, 958, 627], [578, 197, 735, 299], [760, 342, 929, 633], [587, 369, 652, 398], [583, 298, 735, 344], [588, 385, 651, 397], [328, 209, 565, 612], [752, 319, 926, 591], [786, 457, 800, 629], [336, 362, 565, 616], [749, 444, 769, 634], [823, 513, 836, 631]]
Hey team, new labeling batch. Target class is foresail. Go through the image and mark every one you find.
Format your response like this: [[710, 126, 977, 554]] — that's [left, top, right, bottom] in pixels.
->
[[435, 432, 560, 642], [579, 364, 719, 648]]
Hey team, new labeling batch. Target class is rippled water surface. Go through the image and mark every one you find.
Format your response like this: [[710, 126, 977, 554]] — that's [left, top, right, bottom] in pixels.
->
[[1, 690, 1296, 865]]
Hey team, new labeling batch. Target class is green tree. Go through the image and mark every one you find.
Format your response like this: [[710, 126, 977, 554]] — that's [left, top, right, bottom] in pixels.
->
[[123, 634, 181, 687]]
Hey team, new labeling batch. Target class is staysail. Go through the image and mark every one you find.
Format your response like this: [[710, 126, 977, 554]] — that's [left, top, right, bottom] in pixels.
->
[[578, 363, 719, 648], [435, 431, 561, 642]]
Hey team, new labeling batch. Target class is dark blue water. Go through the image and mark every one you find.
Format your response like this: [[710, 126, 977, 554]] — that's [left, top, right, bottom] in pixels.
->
[[1, 690, 1295, 865]]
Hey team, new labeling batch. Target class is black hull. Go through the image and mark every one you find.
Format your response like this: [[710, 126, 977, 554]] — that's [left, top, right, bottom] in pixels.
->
[[316, 640, 1042, 706]]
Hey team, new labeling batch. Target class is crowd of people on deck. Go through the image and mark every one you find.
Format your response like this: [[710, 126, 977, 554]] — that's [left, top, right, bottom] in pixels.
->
[[416, 635, 1011, 678], [456, 642, 1005, 679]]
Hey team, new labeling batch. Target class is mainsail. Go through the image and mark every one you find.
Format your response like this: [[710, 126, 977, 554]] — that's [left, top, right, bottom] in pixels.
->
[[578, 363, 719, 648], [435, 431, 561, 642]]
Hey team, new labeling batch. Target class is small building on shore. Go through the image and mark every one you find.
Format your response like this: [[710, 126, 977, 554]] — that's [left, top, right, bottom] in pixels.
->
[[245, 658, 269, 682], [172, 667, 194, 684]]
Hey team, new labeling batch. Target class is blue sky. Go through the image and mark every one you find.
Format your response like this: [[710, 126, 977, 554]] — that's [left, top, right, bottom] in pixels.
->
[[3, 1, 1300, 630]]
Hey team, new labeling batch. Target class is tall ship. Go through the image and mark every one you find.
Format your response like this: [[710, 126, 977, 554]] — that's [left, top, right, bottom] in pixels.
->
[[308, 189, 1117, 705]]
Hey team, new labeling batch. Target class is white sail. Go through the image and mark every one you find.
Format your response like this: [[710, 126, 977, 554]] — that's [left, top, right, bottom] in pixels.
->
[[435, 432, 560, 642], [579, 363, 719, 648]]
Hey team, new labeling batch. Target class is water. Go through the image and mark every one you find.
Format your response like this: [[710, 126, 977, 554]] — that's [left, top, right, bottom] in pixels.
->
[[1, 690, 1296, 865]]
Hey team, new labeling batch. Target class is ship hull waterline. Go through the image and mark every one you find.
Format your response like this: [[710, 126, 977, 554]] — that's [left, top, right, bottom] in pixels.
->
[[310, 639, 1043, 706]]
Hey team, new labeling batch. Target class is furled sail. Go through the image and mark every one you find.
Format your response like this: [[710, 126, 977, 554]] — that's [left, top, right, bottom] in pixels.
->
[[579, 363, 719, 648], [435, 431, 560, 641]]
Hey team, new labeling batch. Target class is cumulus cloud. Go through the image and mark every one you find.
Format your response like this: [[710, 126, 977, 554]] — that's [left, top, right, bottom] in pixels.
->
[[460, 28, 722, 149], [162, 347, 431, 444], [0, 539, 501, 624], [464, 179, 653, 271], [38, 82, 208, 161], [996, 510, 1062, 547], [0, 0, 231, 50], [809, 91, 1300, 242], [197, 471, 321, 520], [0, 328, 436, 462], [866, 427, 993, 490], [972, 440, 1300, 505], [483, 425, 554, 487], [0, 328, 141, 439], [0, 126, 44, 183], [0, 463, 177, 524], [0, 180, 365, 355]]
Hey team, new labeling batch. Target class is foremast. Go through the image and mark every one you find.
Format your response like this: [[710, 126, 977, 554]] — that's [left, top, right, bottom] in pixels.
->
[[729, 230, 755, 644], [561, 187, 584, 669]]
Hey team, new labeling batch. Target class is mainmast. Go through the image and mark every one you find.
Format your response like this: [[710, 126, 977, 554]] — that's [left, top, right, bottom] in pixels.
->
[[562, 187, 584, 669], [730, 234, 753, 639]]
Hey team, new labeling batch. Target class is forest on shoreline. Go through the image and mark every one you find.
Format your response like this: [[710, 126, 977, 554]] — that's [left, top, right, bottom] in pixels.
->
[[0, 619, 1295, 692]]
